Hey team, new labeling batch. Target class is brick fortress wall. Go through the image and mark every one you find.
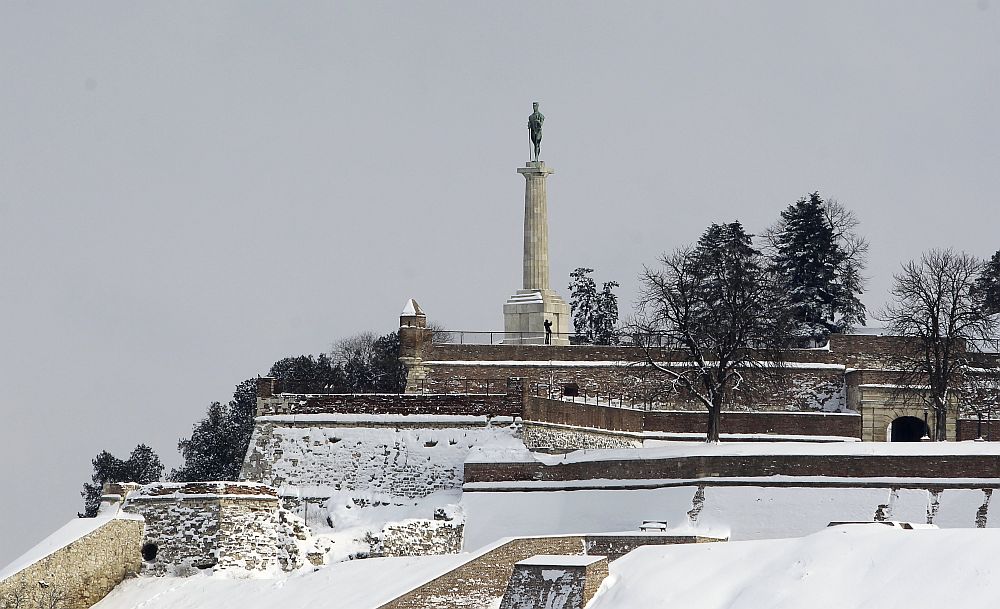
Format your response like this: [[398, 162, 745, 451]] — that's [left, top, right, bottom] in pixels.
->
[[464, 453, 1000, 484], [523, 396, 862, 439]]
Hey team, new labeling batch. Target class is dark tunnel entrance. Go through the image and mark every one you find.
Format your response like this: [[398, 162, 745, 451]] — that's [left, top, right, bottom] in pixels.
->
[[890, 416, 927, 442]]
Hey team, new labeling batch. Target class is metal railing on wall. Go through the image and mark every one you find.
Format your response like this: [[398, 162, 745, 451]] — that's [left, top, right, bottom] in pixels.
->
[[530, 382, 669, 411], [431, 330, 679, 347]]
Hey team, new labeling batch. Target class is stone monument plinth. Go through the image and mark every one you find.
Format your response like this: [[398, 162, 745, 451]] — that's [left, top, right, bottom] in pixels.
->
[[503, 161, 571, 344]]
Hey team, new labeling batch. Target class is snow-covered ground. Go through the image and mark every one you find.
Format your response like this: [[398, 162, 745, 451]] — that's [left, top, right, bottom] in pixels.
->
[[87, 522, 1000, 609], [91, 553, 466, 609], [460, 485, 997, 548], [589, 525, 1000, 609]]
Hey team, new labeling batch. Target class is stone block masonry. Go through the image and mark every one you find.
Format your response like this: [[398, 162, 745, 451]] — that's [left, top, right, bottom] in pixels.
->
[[381, 519, 465, 557], [241, 419, 518, 497], [122, 482, 314, 575], [0, 515, 144, 609], [499, 555, 609, 609]]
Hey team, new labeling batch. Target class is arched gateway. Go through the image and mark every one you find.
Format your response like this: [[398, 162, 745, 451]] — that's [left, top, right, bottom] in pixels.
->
[[889, 416, 927, 442]]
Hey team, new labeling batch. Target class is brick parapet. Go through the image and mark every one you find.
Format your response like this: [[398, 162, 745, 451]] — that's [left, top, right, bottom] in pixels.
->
[[523, 396, 861, 439], [957, 419, 1000, 441], [257, 392, 523, 418], [464, 453, 1000, 484]]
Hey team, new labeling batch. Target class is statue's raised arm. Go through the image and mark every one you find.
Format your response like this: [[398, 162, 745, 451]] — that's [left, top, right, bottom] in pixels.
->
[[528, 101, 545, 162]]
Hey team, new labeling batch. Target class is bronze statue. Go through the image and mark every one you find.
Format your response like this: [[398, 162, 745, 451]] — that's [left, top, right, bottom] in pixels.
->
[[528, 101, 544, 162]]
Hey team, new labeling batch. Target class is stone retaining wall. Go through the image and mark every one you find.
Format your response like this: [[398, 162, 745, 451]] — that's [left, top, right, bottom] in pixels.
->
[[0, 516, 143, 609], [381, 519, 465, 557], [122, 482, 311, 575], [522, 423, 642, 450], [522, 396, 862, 442], [499, 556, 608, 609], [377, 536, 587, 609]]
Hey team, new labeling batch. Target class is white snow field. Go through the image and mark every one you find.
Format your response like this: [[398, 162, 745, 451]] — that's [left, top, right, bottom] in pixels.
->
[[460, 485, 996, 548], [91, 553, 466, 609], [90, 524, 1000, 609], [589, 525, 1000, 609]]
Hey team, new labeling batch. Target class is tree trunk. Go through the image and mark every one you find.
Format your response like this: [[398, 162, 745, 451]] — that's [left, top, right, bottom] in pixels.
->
[[935, 405, 948, 442], [706, 402, 721, 443]]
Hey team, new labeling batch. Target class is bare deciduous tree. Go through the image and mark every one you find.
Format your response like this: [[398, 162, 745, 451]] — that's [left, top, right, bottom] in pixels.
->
[[633, 222, 792, 442], [879, 249, 999, 441]]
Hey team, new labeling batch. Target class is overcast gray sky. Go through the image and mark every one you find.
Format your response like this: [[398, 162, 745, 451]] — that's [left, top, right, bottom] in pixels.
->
[[2, 1, 999, 566]]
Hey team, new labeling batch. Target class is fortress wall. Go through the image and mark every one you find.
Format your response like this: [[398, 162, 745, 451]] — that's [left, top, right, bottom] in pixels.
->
[[122, 482, 310, 576], [464, 453, 1000, 484], [241, 419, 518, 497], [422, 363, 847, 413], [957, 419, 1000, 441], [522, 396, 861, 439], [522, 423, 643, 450], [257, 391, 522, 418], [0, 515, 143, 609]]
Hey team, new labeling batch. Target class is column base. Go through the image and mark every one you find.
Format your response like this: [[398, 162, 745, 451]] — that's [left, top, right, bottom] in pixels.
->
[[502, 289, 572, 345]]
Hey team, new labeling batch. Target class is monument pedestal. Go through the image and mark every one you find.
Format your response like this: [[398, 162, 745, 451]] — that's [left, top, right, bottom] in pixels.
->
[[503, 289, 571, 345], [503, 159, 571, 344]]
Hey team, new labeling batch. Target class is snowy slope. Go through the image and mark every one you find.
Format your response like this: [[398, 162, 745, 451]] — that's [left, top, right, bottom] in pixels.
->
[[91, 553, 465, 609], [588, 525, 1000, 609]]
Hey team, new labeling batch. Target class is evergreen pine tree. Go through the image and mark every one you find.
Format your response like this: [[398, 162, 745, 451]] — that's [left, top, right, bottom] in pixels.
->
[[269, 354, 345, 393], [771, 193, 866, 342], [594, 280, 621, 345], [569, 268, 620, 344], [975, 250, 1000, 315], [170, 379, 256, 482], [569, 267, 597, 341], [80, 444, 163, 517]]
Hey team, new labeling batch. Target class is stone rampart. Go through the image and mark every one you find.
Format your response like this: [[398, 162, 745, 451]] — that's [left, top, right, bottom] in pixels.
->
[[122, 482, 311, 575], [0, 515, 143, 609], [522, 423, 642, 450], [241, 418, 517, 497], [420, 361, 846, 413], [499, 555, 608, 609], [381, 519, 465, 557], [258, 391, 523, 418]]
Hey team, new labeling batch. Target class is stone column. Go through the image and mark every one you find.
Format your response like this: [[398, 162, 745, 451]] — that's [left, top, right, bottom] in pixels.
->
[[503, 161, 571, 345], [519, 161, 554, 291]]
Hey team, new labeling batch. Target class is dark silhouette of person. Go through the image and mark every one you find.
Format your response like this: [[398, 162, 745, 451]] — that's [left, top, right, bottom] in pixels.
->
[[544, 319, 552, 344]]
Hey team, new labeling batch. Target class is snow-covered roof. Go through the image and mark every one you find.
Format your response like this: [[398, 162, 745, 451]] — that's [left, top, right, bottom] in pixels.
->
[[401, 298, 424, 316]]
